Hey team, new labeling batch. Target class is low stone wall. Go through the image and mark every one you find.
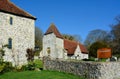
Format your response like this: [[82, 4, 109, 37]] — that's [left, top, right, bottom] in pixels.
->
[[43, 57, 120, 79]]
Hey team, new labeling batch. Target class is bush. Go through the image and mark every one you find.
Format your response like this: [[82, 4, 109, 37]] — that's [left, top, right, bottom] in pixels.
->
[[34, 59, 43, 69], [20, 60, 43, 71], [89, 41, 109, 58], [27, 62, 36, 70], [3, 62, 13, 72], [0, 62, 13, 74], [26, 48, 35, 62], [20, 62, 36, 71], [0, 64, 5, 74], [98, 58, 107, 62]]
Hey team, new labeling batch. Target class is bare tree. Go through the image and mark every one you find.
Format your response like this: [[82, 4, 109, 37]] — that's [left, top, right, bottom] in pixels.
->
[[35, 27, 43, 56], [35, 26, 43, 51], [84, 29, 109, 48], [62, 34, 82, 42], [110, 16, 120, 56]]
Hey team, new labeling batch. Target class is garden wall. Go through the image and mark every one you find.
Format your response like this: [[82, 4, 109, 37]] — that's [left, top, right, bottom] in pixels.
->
[[43, 57, 120, 79]]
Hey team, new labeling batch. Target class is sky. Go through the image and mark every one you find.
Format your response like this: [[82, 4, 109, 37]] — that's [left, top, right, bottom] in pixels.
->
[[11, 0, 120, 43]]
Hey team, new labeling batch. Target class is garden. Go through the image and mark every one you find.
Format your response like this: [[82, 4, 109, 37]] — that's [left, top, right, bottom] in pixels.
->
[[0, 48, 85, 79], [0, 59, 84, 79]]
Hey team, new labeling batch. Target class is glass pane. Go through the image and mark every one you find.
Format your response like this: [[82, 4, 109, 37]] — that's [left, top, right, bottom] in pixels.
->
[[8, 38, 12, 49], [10, 17, 13, 25]]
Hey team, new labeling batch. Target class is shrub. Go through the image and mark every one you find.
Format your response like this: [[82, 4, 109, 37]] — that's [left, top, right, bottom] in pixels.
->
[[20, 60, 43, 71], [3, 62, 13, 72], [26, 62, 36, 70], [26, 48, 35, 62], [0, 64, 5, 74], [0, 62, 13, 74], [19, 65, 27, 71], [20, 62, 36, 71], [34, 59, 43, 69]]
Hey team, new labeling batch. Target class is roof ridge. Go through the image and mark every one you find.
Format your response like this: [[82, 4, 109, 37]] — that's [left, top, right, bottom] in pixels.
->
[[0, 0, 36, 20], [64, 39, 81, 44], [13, 2, 32, 15], [9, 1, 34, 17]]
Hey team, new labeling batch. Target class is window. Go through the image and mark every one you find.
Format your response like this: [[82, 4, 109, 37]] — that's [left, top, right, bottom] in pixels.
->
[[47, 47, 51, 56], [8, 38, 12, 49], [10, 17, 13, 25]]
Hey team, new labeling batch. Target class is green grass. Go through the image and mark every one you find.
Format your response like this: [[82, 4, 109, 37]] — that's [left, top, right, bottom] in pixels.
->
[[0, 70, 85, 79]]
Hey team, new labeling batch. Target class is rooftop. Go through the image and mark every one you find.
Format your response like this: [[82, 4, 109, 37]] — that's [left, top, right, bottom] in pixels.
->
[[0, 0, 36, 20], [44, 23, 63, 39], [64, 39, 88, 55]]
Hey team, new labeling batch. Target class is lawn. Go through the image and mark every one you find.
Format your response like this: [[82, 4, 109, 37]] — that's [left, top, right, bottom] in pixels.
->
[[0, 70, 85, 79]]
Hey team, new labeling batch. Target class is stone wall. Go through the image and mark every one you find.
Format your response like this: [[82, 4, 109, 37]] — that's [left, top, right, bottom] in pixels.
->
[[43, 57, 120, 79], [0, 12, 35, 66]]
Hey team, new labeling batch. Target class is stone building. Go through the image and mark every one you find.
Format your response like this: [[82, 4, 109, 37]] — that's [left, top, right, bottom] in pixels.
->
[[41, 23, 88, 60], [0, 0, 36, 66]]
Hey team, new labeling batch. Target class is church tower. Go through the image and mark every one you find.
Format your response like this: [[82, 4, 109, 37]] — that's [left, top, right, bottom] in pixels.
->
[[43, 23, 64, 59]]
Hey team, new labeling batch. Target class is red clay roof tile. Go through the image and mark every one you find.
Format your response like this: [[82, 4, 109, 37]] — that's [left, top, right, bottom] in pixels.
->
[[64, 39, 77, 55], [64, 39, 88, 55], [79, 44, 88, 54], [0, 0, 36, 20]]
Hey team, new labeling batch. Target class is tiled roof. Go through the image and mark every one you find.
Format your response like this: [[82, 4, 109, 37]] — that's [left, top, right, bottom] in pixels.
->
[[44, 23, 63, 39], [79, 44, 88, 54], [64, 39, 88, 55], [0, 0, 36, 20], [64, 39, 77, 55]]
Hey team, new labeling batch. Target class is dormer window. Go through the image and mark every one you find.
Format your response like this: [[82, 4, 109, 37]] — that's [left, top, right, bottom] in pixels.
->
[[10, 17, 13, 25]]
